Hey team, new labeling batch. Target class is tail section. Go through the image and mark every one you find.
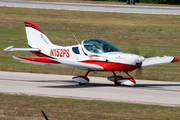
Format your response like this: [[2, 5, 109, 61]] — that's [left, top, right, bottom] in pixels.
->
[[25, 22, 54, 49]]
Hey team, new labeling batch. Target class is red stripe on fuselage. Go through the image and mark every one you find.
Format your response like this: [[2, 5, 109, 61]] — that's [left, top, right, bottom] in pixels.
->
[[30, 51, 49, 58], [81, 60, 138, 72], [22, 57, 60, 64]]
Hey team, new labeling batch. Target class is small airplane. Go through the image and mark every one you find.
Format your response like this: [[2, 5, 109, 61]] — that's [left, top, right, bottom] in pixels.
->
[[4, 22, 179, 86]]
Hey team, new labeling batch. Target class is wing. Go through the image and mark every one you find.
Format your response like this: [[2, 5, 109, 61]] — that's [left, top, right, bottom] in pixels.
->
[[13, 56, 104, 70], [141, 56, 179, 67]]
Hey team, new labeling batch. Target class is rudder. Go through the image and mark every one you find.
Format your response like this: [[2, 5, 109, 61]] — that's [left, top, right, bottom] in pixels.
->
[[25, 22, 54, 49]]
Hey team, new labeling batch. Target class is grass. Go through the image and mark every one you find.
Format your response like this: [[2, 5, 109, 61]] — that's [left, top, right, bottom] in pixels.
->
[[0, 93, 180, 120], [0, 7, 180, 81]]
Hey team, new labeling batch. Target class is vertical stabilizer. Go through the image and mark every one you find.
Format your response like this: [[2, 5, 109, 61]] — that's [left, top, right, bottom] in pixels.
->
[[25, 22, 54, 49]]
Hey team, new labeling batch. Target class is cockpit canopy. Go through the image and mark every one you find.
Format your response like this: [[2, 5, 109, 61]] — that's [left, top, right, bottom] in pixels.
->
[[82, 39, 122, 53]]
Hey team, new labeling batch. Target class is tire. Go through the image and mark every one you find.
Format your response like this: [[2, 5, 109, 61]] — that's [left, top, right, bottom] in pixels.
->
[[79, 83, 86, 85], [114, 82, 121, 85]]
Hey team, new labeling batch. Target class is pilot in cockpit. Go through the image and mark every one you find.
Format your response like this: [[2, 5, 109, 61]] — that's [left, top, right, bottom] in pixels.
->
[[103, 44, 109, 52], [90, 44, 99, 53]]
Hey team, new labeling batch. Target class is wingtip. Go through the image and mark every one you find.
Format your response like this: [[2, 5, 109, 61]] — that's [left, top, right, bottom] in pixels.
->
[[12, 56, 21, 60], [171, 57, 179, 63], [3, 46, 13, 51]]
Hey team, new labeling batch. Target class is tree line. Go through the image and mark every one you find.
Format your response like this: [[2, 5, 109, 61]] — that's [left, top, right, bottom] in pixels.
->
[[87, 0, 180, 5]]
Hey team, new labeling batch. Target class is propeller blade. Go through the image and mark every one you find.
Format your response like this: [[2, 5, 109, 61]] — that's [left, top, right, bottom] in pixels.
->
[[144, 49, 157, 58], [136, 65, 142, 78], [128, 43, 140, 55]]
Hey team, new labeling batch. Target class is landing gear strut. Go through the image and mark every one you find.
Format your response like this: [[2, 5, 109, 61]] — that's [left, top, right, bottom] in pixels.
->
[[112, 71, 121, 85], [73, 70, 136, 86]]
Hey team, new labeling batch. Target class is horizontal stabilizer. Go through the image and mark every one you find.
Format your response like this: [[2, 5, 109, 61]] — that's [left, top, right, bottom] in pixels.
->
[[4, 46, 39, 51], [141, 56, 179, 67]]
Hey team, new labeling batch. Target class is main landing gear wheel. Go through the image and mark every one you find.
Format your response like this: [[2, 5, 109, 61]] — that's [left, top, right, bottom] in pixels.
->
[[73, 70, 90, 85], [79, 83, 86, 85]]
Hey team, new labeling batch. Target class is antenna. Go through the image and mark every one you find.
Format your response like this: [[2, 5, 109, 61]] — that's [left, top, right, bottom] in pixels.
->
[[41, 110, 49, 120], [72, 33, 80, 45]]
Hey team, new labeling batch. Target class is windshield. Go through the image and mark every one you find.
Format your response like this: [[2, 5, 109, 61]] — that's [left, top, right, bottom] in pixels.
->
[[83, 39, 122, 53]]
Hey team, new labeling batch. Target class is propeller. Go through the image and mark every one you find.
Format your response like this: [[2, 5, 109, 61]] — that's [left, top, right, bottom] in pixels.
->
[[144, 49, 157, 58], [136, 62, 143, 78], [128, 43, 156, 78]]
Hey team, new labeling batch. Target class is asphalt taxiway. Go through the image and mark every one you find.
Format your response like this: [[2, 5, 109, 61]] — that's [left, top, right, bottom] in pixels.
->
[[0, 71, 180, 106], [0, 0, 180, 15]]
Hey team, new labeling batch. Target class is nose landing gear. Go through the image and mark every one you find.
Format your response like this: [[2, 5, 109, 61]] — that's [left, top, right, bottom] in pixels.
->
[[107, 71, 136, 86]]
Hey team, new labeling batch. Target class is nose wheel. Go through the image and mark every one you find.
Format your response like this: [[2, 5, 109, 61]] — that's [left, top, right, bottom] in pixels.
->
[[109, 71, 136, 86], [114, 82, 121, 85]]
